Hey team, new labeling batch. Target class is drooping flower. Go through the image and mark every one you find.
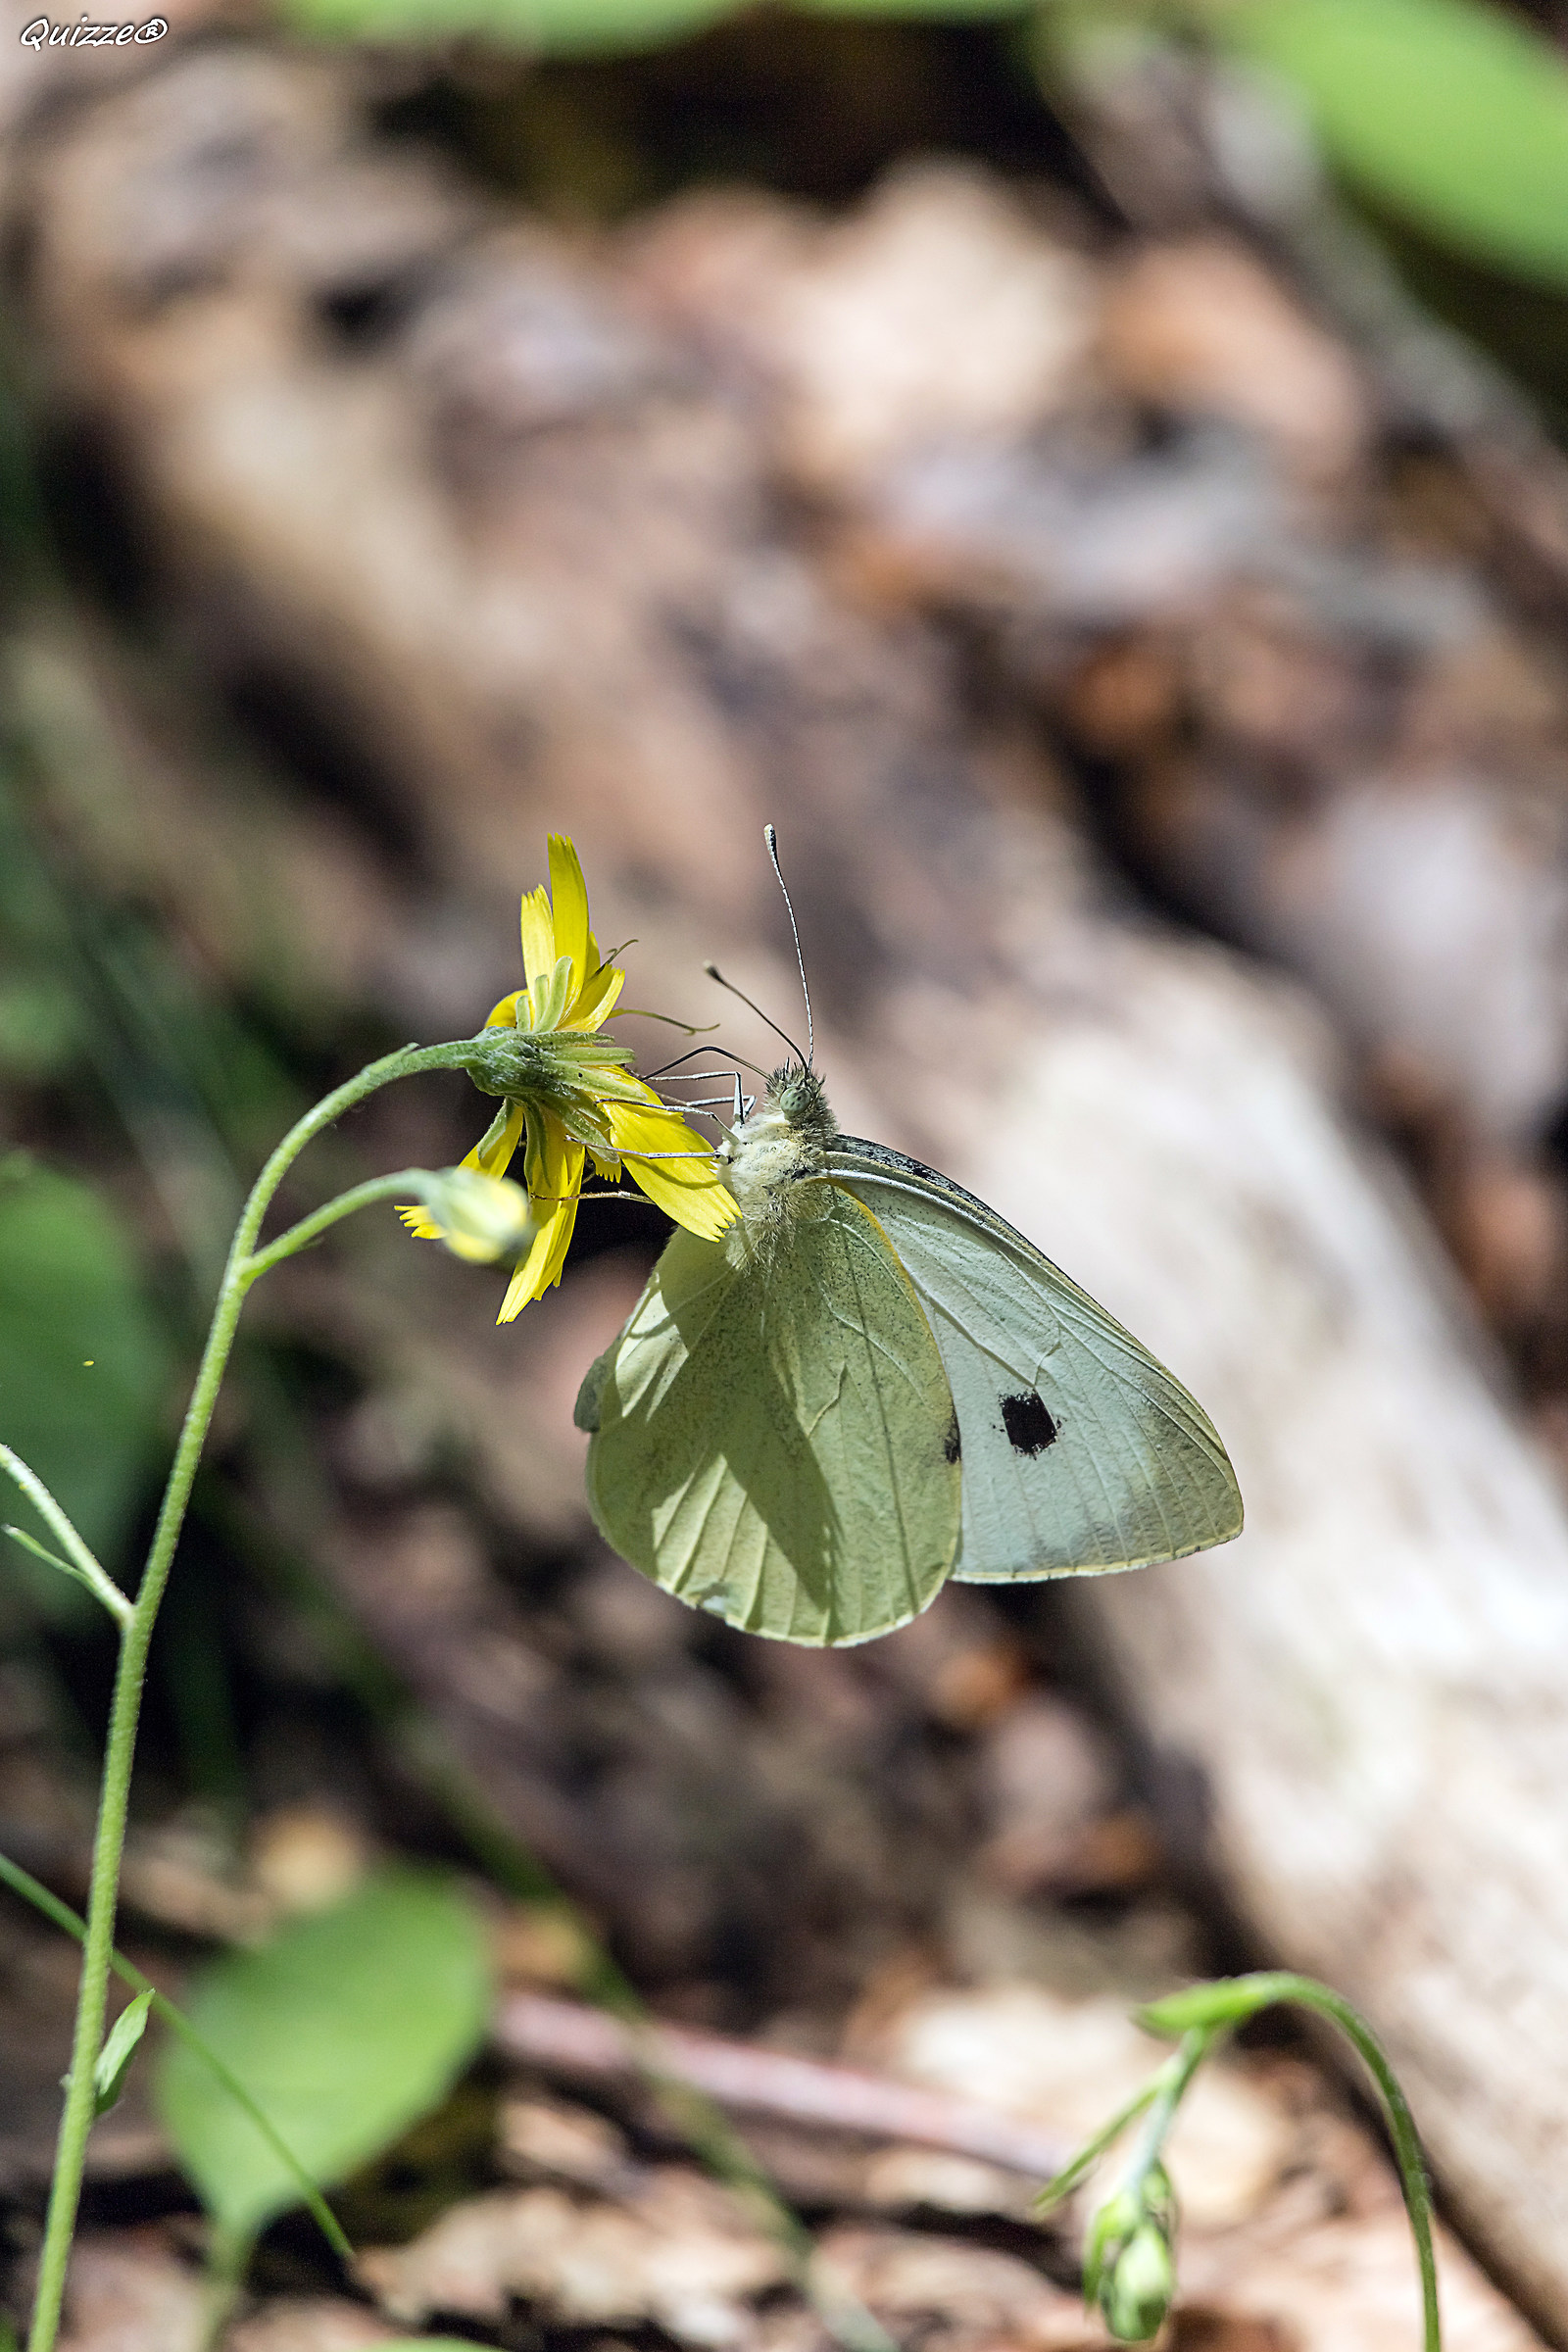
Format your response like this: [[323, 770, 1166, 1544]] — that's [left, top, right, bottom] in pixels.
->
[[402, 835, 737, 1320]]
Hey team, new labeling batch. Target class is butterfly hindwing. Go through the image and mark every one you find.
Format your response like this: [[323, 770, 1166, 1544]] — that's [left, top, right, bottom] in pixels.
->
[[579, 1183, 961, 1644], [828, 1140, 1242, 1580]]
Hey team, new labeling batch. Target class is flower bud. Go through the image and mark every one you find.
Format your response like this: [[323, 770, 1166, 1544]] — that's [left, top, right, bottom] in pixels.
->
[[1098, 2219, 1176, 2342], [412, 1169, 535, 1264]]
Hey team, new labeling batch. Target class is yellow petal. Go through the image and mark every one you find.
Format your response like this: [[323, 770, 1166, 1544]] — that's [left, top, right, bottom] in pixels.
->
[[628, 1153, 739, 1239], [465, 1102, 525, 1180], [486, 991, 523, 1030], [565, 958, 625, 1031], [548, 836, 592, 1001], [498, 1114, 585, 1320], [398, 1205, 442, 1239], [539, 1176, 581, 1289], [607, 1097, 739, 1239], [498, 1197, 570, 1321], [519, 885, 556, 999], [607, 1096, 703, 1157]]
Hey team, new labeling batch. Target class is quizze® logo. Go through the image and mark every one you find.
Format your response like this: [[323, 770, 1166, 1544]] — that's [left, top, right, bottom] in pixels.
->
[[21, 13, 167, 40]]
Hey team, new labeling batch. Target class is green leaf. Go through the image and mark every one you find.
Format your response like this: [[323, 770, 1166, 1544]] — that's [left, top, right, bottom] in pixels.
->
[[282, 0, 1031, 52], [93, 1989, 154, 2116], [797, 0, 1029, 18], [0, 1156, 172, 1606], [1223, 0, 1568, 289], [283, 0, 744, 56], [156, 1870, 493, 2245]]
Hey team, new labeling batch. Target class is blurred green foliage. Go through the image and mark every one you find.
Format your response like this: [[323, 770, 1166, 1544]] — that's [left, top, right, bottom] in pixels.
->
[[285, 0, 1027, 56], [293, 0, 737, 50], [157, 1870, 493, 2249], [281, 0, 1568, 316], [1225, 0, 1568, 289], [0, 1156, 173, 1609]]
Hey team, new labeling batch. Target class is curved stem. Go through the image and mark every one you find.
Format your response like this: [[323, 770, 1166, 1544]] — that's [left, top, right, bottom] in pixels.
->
[[25, 1039, 474, 2352], [1243, 1977, 1440, 2352], [1139, 1972, 1440, 2352], [239, 1169, 435, 1284], [1120, 2027, 1211, 2190]]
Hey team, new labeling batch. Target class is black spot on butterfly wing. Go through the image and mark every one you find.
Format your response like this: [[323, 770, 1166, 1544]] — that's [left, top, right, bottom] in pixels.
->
[[943, 1415, 961, 1465], [1000, 1391, 1057, 1456]]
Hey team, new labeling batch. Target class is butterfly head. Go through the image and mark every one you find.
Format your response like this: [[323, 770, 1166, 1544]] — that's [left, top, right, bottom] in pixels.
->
[[768, 1060, 836, 1147], [720, 1059, 837, 1230]]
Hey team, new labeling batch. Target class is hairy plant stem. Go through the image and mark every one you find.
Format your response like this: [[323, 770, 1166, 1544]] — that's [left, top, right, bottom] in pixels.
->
[[25, 1037, 478, 2352], [1135, 1972, 1441, 2352]]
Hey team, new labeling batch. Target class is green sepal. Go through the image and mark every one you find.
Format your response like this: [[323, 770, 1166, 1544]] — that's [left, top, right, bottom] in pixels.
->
[[92, 1989, 154, 2116]]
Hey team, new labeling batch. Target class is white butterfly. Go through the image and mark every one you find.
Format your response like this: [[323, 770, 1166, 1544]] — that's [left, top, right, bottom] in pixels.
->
[[575, 834, 1242, 1646]]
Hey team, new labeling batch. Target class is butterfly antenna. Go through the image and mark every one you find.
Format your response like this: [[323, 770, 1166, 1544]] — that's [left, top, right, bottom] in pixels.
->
[[704, 962, 808, 1066], [764, 823, 813, 1066]]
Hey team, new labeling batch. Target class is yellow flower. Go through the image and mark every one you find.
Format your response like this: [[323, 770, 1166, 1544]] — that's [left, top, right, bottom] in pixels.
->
[[402, 835, 737, 1321]]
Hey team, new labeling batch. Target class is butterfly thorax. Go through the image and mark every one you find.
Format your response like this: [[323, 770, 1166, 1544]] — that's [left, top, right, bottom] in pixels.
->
[[721, 1062, 837, 1243]]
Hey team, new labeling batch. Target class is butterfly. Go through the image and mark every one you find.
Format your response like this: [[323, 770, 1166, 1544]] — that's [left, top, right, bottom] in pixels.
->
[[574, 842, 1242, 1647]]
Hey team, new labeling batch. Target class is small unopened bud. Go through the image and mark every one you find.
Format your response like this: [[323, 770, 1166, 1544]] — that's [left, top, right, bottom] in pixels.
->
[[413, 1168, 535, 1264], [1098, 2218, 1176, 2342]]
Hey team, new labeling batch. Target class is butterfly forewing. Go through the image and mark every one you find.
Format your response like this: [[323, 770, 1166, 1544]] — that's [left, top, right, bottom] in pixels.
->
[[828, 1141, 1242, 1581], [581, 1186, 961, 1643]]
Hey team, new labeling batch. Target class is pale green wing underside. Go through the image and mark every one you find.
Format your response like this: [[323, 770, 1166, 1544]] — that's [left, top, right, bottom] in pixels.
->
[[577, 1186, 961, 1645], [828, 1140, 1243, 1581]]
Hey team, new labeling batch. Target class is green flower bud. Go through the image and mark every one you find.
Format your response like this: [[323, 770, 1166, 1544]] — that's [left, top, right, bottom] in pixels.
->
[[1098, 2219, 1176, 2343], [413, 1168, 535, 1264]]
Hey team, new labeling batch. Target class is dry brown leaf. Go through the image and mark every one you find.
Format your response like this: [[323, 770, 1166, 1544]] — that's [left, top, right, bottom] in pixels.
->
[[1181, 2205, 1547, 2352], [248, 1810, 372, 1919], [359, 2168, 791, 2344], [1099, 237, 1368, 484], [498, 2094, 635, 2189], [635, 165, 1099, 494], [58, 2229, 205, 2352], [223, 2301, 404, 2352], [972, 1696, 1123, 1895], [812, 2222, 1102, 2350], [858, 2145, 1037, 2219]]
